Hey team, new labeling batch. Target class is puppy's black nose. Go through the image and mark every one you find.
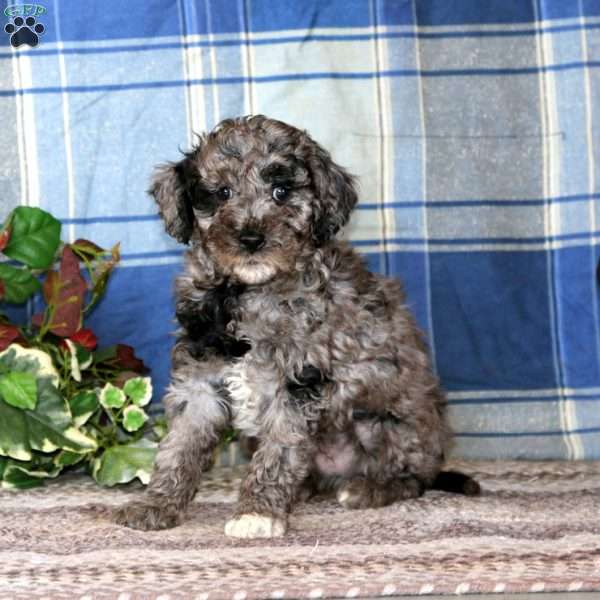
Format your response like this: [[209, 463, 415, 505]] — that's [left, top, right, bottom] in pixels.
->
[[239, 229, 265, 253]]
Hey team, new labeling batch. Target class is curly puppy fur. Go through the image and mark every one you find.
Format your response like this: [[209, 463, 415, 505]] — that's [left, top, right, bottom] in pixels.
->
[[114, 115, 479, 537]]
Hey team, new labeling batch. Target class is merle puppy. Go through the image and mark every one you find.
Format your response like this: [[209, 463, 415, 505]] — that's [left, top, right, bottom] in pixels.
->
[[114, 115, 479, 538]]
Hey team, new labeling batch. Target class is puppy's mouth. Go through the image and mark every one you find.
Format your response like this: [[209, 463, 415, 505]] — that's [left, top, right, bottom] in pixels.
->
[[208, 243, 283, 285], [206, 225, 303, 285], [231, 259, 278, 285]]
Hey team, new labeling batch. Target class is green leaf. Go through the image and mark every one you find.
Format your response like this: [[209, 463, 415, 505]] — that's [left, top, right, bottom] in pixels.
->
[[0, 264, 41, 304], [2, 207, 61, 269], [123, 376, 152, 407], [0, 400, 30, 460], [54, 449, 86, 467], [1, 466, 47, 489], [92, 438, 157, 486], [94, 345, 117, 364], [68, 390, 98, 427], [0, 376, 97, 461], [86, 243, 120, 311], [0, 371, 37, 410], [28, 379, 98, 453], [122, 405, 147, 432], [100, 383, 126, 409], [76, 346, 93, 370], [64, 340, 92, 383], [0, 345, 60, 387], [70, 238, 105, 258], [66, 339, 82, 382], [0, 456, 62, 489]]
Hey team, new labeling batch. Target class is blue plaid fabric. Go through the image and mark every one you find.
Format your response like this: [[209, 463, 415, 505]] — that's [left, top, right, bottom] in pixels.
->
[[2, 0, 600, 459]]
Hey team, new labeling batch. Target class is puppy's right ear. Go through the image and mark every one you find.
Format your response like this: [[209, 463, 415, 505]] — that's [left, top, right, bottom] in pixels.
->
[[149, 154, 197, 245]]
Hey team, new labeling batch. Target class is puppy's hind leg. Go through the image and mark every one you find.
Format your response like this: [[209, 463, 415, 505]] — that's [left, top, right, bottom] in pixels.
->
[[335, 410, 444, 510], [114, 368, 230, 530], [337, 475, 424, 509]]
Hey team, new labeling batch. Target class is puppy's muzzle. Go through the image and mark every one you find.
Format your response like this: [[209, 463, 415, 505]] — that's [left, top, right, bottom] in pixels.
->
[[239, 229, 266, 253]]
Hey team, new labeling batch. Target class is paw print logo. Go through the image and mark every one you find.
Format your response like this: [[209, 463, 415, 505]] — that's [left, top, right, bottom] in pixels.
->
[[5, 16, 45, 47]]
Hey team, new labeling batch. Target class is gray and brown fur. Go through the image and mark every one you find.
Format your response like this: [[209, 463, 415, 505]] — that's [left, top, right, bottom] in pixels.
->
[[114, 115, 479, 537]]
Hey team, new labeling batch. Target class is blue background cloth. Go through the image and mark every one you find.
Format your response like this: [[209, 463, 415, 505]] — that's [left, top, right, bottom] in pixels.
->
[[1, 0, 600, 459]]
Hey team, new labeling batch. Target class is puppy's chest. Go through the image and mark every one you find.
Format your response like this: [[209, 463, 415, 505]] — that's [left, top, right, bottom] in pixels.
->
[[235, 290, 327, 342], [226, 291, 328, 435]]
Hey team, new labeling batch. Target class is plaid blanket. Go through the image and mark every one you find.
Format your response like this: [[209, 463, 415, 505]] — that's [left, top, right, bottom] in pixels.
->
[[1, 0, 599, 459]]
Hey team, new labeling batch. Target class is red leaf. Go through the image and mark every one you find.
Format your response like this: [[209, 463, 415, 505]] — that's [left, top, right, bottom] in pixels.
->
[[31, 313, 44, 328], [0, 323, 20, 352], [0, 227, 11, 252], [44, 246, 88, 337], [42, 270, 59, 304], [69, 327, 97, 351], [0, 279, 4, 300], [115, 344, 146, 373]]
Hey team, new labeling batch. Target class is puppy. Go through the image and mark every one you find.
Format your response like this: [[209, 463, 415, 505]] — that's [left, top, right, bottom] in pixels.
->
[[114, 115, 479, 538]]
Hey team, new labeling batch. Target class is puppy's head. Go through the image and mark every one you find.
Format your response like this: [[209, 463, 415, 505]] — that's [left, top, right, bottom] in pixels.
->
[[150, 115, 357, 285]]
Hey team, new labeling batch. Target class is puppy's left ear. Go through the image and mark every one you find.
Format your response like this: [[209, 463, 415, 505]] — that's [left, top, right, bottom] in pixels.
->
[[306, 143, 358, 245], [149, 153, 198, 245]]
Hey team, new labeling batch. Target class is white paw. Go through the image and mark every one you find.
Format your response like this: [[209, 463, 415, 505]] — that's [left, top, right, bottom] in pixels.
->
[[224, 513, 286, 538], [337, 489, 350, 504], [336, 486, 369, 509]]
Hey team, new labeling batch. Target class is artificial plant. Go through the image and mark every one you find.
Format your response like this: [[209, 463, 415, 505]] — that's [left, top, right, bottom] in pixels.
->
[[0, 206, 164, 489]]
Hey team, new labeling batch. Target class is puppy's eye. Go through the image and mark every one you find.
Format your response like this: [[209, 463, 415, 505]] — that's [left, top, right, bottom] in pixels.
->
[[272, 186, 290, 203], [216, 187, 233, 201]]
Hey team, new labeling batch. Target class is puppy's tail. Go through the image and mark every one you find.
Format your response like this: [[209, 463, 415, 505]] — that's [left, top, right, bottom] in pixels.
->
[[431, 470, 481, 496]]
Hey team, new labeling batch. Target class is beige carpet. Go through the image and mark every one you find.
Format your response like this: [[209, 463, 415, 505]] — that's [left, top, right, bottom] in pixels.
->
[[1, 460, 600, 599]]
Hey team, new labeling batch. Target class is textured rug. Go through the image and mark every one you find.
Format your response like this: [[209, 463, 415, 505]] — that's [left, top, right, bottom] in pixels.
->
[[1, 460, 600, 599]]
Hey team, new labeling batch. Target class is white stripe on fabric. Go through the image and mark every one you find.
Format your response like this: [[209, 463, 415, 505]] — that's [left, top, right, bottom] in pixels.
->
[[534, 0, 558, 447], [176, 0, 193, 149], [184, 3, 207, 137], [11, 48, 27, 207], [241, 0, 255, 115], [204, 0, 221, 126], [415, 15, 600, 35], [20, 55, 40, 209], [8, 49, 39, 210], [370, 0, 391, 278], [535, 0, 580, 460], [343, 239, 600, 253], [53, 2, 74, 241], [579, 3, 600, 377], [548, 16, 583, 459], [412, 0, 437, 373], [118, 256, 184, 269], [447, 387, 600, 400]]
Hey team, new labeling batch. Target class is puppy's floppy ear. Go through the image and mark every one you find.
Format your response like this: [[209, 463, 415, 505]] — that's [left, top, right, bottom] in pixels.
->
[[306, 142, 358, 245], [149, 152, 199, 245]]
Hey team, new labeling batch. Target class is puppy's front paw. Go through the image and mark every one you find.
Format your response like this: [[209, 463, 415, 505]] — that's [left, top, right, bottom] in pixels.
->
[[224, 513, 286, 538], [113, 501, 183, 531]]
